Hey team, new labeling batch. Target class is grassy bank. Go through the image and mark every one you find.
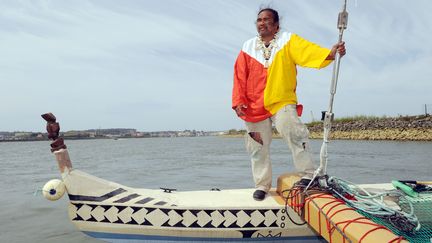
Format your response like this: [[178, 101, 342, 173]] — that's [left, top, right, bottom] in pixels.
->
[[308, 115, 432, 141], [225, 115, 432, 141]]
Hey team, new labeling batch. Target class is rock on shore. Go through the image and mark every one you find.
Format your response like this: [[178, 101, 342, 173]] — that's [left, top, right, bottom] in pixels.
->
[[307, 115, 432, 141]]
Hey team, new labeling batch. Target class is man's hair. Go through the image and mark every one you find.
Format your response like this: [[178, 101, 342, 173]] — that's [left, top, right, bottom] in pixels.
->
[[258, 8, 279, 24]]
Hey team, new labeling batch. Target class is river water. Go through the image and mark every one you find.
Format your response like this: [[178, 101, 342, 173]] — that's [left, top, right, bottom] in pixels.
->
[[1, 137, 431, 242]]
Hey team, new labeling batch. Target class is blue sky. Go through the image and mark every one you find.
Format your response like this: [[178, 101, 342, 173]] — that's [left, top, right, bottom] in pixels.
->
[[1, 0, 431, 132]]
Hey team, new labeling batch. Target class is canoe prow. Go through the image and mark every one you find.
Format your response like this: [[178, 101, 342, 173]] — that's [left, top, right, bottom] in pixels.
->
[[53, 149, 73, 175], [41, 113, 73, 174], [41, 113, 323, 242]]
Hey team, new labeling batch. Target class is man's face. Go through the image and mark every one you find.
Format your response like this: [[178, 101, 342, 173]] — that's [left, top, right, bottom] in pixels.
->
[[256, 10, 279, 38]]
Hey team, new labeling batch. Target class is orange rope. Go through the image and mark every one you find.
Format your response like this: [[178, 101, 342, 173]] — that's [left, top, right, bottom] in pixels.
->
[[286, 188, 407, 243], [327, 208, 357, 240], [336, 217, 368, 243], [388, 236, 405, 243], [359, 226, 388, 243], [303, 192, 339, 237], [304, 193, 406, 243]]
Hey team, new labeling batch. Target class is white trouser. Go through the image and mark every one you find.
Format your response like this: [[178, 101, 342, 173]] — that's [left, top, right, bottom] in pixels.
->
[[245, 104, 315, 192]]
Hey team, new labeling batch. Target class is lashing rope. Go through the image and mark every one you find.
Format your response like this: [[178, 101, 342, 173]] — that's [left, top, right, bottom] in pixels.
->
[[280, 177, 413, 242]]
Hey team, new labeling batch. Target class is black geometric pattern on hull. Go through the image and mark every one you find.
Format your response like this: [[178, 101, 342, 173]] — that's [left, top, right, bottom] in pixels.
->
[[68, 188, 127, 202], [71, 203, 282, 230], [68, 188, 170, 206]]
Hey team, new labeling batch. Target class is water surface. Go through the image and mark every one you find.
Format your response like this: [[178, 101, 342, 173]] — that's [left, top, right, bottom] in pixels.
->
[[1, 137, 431, 242]]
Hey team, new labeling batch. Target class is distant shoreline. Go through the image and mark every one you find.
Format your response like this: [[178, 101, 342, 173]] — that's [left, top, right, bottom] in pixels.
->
[[2, 115, 431, 142], [0, 129, 217, 142]]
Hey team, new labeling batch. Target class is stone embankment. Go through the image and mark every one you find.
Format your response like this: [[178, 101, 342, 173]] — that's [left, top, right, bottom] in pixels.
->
[[307, 115, 432, 141]]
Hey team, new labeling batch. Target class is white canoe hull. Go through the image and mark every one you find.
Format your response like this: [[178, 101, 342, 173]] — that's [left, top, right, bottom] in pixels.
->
[[62, 170, 322, 242]]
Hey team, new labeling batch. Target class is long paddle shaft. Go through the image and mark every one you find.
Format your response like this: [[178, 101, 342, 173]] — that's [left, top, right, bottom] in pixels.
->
[[318, 0, 348, 177]]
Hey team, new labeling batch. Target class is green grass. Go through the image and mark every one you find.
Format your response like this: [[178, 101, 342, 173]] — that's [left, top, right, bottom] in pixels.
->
[[333, 115, 385, 123], [307, 115, 388, 126]]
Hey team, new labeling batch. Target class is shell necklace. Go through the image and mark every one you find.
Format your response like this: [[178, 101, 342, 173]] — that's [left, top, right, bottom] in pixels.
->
[[256, 32, 279, 68]]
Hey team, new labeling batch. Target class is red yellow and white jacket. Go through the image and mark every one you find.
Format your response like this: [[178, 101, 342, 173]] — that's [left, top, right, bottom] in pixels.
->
[[232, 32, 332, 122]]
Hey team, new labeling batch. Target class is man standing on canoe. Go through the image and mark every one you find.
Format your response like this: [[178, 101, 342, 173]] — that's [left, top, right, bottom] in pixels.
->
[[232, 8, 346, 201]]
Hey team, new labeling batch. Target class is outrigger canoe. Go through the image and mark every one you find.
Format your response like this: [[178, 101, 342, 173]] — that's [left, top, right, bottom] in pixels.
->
[[38, 0, 432, 241], [40, 113, 413, 243]]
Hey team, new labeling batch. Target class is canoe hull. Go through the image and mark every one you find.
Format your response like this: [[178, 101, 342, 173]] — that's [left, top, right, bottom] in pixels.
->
[[63, 169, 321, 242], [83, 231, 324, 242]]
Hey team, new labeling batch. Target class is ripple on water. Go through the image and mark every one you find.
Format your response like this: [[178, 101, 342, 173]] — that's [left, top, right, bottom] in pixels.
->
[[0, 137, 431, 242]]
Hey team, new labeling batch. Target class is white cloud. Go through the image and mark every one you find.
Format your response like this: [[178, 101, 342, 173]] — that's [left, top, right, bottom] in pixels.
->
[[1, 0, 431, 131]]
